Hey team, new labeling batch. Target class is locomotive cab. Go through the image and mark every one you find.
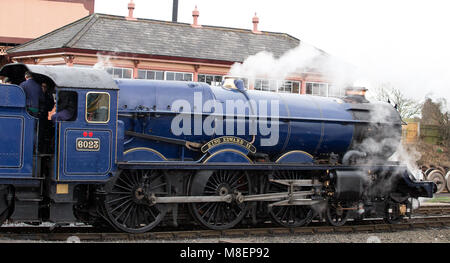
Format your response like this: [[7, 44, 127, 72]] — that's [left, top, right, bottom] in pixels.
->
[[0, 63, 119, 223]]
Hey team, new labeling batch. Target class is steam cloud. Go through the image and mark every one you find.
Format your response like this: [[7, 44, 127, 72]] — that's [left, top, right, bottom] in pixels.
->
[[94, 53, 113, 70], [229, 42, 359, 93], [229, 42, 429, 207], [229, 43, 321, 82]]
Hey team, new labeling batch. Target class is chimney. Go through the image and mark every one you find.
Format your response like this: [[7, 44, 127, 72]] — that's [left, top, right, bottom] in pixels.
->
[[191, 5, 202, 28], [252, 13, 261, 34], [126, 0, 137, 20], [172, 0, 179, 22], [344, 87, 369, 103]]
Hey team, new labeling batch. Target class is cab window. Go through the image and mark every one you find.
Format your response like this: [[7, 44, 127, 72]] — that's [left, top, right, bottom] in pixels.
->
[[86, 92, 110, 123], [55, 91, 77, 122]]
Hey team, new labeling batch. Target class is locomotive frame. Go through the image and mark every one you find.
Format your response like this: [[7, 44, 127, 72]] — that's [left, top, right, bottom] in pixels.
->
[[0, 64, 435, 233]]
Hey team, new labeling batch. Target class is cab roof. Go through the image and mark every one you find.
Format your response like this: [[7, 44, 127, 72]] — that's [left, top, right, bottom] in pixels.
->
[[0, 63, 118, 90]]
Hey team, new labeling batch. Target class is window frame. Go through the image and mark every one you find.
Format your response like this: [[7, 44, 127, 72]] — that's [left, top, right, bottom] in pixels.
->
[[279, 80, 302, 94], [164, 71, 193, 82], [85, 91, 111, 124], [305, 82, 329, 97], [137, 69, 164, 80], [328, 85, 345, 97], [254, 79, 301, 94], [198, 74, 224, 86], [254, 79, 278, 92], [105, 67, 133, 79]]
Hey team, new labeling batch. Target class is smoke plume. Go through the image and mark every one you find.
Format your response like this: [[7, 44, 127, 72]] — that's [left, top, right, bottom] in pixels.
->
[[229, 42, 359, 91], [93, 53, 113, 70], [230, 42, 430, 207]]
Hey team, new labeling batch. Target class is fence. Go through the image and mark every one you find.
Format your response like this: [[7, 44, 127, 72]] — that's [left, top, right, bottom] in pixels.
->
[[420, 124, 441, 144], [401, 122, 441, 144]]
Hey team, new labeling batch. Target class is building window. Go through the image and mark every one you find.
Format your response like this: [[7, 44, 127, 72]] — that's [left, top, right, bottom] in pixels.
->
[[306, 82, 329, 96], [279, 81, 301, 94], [255, 79, 278, 92], [137, 69, 164, 80], [254, 79, 301, 94], [165, 71, 193, 81], [106, 67, 132, 79], [328, 85, 344, 97], [198, 74, 223, 86], [135, 70, 193, 81]]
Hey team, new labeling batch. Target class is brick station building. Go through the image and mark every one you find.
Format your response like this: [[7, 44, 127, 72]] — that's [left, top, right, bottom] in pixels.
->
[[6, 1, 338, 96], [0, 0, 95, 65]]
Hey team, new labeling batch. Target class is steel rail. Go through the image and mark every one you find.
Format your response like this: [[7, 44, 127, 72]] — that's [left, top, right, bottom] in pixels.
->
[[0, 215, 449, 242]]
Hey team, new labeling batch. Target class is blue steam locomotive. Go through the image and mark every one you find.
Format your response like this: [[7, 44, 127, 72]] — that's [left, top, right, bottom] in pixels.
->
[[0, 64, 435, 233]]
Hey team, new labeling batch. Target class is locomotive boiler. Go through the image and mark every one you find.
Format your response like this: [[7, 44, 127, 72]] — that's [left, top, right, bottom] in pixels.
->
[[0, 64, 436, 233]]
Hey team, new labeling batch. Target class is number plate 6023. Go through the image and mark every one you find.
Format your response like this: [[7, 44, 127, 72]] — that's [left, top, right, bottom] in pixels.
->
[[76, 138, 100, 151]]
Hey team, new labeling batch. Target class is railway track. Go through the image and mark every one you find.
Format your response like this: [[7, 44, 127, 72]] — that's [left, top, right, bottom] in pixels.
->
[[0, 204, 449, 242], [415, 205, 450, 215]]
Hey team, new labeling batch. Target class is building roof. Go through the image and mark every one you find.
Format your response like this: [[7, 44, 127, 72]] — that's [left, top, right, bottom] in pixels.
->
[[7, 13, 301, 64]]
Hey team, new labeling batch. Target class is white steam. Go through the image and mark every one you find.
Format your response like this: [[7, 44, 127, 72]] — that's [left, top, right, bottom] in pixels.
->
[[229, 43, 320, 81], [228, 42, 358, 91], [389, 144, 424, 180], [93, 53, 113, 70], [230, 42, 430, 208]]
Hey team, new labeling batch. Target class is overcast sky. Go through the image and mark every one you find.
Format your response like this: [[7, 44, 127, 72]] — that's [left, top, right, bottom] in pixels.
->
[[95, 0, 450, 108]]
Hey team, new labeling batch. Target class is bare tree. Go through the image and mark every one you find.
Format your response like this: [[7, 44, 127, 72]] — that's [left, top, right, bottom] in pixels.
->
[[422, 97, 450, 146], [373, 82, 422, 120]]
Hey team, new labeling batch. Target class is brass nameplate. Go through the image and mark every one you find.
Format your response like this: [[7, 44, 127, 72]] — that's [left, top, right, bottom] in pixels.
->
[[201, 136, 256, 154]]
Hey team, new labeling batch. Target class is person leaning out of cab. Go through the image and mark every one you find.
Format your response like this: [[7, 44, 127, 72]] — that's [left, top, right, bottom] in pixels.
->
[[20, 71, 43, 117]]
